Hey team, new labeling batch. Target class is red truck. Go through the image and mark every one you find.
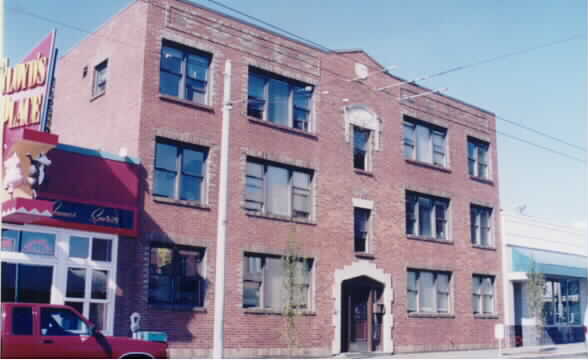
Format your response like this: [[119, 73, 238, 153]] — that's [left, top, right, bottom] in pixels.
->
[[0, 303, 168, 359]]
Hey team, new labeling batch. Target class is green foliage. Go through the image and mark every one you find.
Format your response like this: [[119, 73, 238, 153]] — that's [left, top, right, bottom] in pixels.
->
[[526, 259, 545, 343], [281, 225, 307, 356]]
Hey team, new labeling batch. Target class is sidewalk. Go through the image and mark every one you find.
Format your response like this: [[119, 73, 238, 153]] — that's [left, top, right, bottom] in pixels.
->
[[335, 342, 587, 359], [501, 342, 586, 358]]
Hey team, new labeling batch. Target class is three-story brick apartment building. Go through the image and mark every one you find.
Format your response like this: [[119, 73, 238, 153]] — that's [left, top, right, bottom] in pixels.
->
[[51, 0, 502, 356]]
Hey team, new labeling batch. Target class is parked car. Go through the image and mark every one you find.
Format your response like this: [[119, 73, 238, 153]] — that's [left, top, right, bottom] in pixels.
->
[[0, 303, 168, 359]]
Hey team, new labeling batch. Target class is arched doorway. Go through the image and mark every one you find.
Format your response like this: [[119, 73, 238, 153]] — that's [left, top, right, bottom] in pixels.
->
[[332, 260, 393, 354], [341, 276, 384, 352]]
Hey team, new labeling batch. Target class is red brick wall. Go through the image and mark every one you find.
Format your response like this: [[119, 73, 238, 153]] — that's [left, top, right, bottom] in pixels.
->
[[51, 0, 502, 356]]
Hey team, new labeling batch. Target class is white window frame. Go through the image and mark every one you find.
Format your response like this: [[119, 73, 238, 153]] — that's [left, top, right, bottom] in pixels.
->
[[242, 253, 314, 312], [403, 117, 448, 167], [244, 159, 313, 221], [352, 125, 372, 172], [472, 275, 495, 315], [1, 224, 118, 336], [406, 192, 450, 241], [247, 68, 314, 132], [470, 205, 493, 247], [468, 137, 491, 179], [92, 60, 108, 97], [407, 269, 452, 314]]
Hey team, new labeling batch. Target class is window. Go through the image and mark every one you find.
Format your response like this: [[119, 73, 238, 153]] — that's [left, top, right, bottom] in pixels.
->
[[247, 69, 313, 132], [403, 117, 447, 167], [543, 278, 581, 325], [406, 192, 449, 240], [407, 270, 451, 313], [149, 245, 205, 307], [472, 275, 495, 315], [160, 41, 211, 104], [245, 160, 313, 220], [12, 307, 33, 335], [2, 229, 56, 256], [354, 207, 371, 252], [154, 139, 207, 202], [41, 308, 90, 336], [92, 60, 108, 97], [353, 126, 371, 171], [243, 253, 313, 311], [470, 205, 492, 247], [1, 263, 53, 303], [468, 138, 490, 179]]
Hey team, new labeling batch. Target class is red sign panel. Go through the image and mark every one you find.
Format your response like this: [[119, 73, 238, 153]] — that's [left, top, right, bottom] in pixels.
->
[[1, 31, 57, 159]]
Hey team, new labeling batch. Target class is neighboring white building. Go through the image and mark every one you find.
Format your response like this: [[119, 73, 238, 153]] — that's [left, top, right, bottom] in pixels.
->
[[502, 211, 588, 346]]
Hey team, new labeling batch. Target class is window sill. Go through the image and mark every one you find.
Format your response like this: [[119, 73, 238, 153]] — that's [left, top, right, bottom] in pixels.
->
[[244, 308, 316, 316], [248, 117, 318, 140], [407, 235, 453, 245], [470, 176, 494, 185], [355, 252, 375, 260], [153, 195, 211, 210], [472, 244, 496, 251], [408, 312, 455, 319], [405, 159, 451, 173], [354, 169, 374, 177], [90, 91, 106, 103], [474, 313, 499, 319], [159, 94, 214, 112], [149, 304, 207, 313], [245, 211, 316, 226]]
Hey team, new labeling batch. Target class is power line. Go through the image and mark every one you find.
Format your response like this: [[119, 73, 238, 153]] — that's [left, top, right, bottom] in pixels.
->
[[7, 2, 586, 164], [496, 115, 585, 153], [202, 0, 585, 86]]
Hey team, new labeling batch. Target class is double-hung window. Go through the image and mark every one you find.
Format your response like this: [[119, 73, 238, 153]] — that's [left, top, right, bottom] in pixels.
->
[[470, 205, 492, 247], [92, 60, 108, 97], [247, 69, 313, 132], [353, 126, 371, 171], [160, 41, 211, 104], [154, 139, 207, 202], [406, 192, 449, 241], [245, 160, 312, 220], [407, 270, 451, 313], [149, 245, 205, 307], [243, 253, 313, 311], [472, 275, 495, 315], [403, 117, 447, 167], [354, 207, 371, 253], [468, 138, 490, 179]]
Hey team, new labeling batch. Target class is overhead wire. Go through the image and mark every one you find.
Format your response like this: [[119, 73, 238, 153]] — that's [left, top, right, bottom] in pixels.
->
[[6, 2, 586, 163]]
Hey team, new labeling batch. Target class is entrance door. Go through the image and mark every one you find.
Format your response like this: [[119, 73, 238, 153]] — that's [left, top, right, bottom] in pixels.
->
[[341, 276, 383, 353]]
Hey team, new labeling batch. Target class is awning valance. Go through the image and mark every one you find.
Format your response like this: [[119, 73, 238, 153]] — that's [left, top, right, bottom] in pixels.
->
[[511, 246, 588, 278]]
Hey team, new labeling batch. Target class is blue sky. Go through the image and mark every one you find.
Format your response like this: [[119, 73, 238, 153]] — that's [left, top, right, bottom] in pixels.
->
[[5, 0, 586, 227]]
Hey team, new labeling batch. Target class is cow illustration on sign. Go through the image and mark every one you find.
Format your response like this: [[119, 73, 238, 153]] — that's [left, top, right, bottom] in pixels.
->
[[26, 152, 51, 198], [3, 153, 24, 198]]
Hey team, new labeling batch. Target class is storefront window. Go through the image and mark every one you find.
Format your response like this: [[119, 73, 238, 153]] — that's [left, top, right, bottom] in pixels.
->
[[2, 230, 56, 256], [543, 278, 581, 326]]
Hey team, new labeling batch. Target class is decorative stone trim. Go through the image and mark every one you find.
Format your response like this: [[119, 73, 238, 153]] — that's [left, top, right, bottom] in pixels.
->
[[470, 176, 494, 185], [343, 104, 383, 151], [408, 312, 456, 319], [332, 260, 394, 354], [404, 184, 453, 200], [352, 198, 374, 210], [405, 159, 452, 173]]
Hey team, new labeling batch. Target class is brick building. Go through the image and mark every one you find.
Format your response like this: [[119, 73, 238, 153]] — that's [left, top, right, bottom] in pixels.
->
[[51, 0, 502, 356]]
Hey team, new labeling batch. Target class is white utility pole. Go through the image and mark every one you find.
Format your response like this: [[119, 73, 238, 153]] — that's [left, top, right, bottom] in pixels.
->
[[213, 59, 232, 359]]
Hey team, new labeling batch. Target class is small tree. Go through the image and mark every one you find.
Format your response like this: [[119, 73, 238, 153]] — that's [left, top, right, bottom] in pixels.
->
[[281, 225, 308, 357], [526, 259, 546, 345]]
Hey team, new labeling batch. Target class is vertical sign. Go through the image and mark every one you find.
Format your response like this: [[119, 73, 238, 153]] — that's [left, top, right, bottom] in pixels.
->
[[1, 31, 58, 157]]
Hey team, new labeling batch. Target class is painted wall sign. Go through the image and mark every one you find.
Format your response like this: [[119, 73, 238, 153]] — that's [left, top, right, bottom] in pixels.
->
[[52, 200, 135, 231]]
